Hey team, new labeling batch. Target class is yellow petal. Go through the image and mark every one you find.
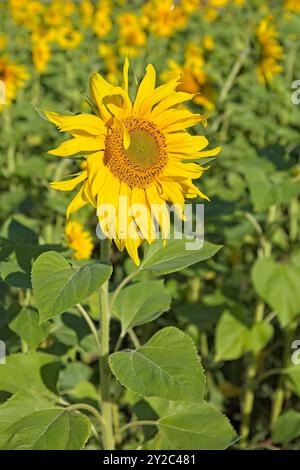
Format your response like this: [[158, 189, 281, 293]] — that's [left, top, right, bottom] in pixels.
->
[[125, 235, 141, 266], [133, 64, 156, 116], [153, 109, 205, 132], [123, 57, 129, 94], [50, 170, 87, 191], [131, 187, 156, 242], [45, 111, 106, 136], [67, 185, 88, 219], [149, 92, 194, 118], [163, 161, 204, 179], [146, 184, 170, 240], [113, 116, 131, 149], [48, 135, 105, 157], [166, 133, 209, 153]]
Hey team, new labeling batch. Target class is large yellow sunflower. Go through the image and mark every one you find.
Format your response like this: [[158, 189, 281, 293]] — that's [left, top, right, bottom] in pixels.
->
[[45, 59, 220, 264]]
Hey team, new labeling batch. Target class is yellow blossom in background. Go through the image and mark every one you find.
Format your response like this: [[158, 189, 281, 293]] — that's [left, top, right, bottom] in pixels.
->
[[256, 17, 283, 84], [57, 26, 82, 50], [0, 57, 29, 110], [46, 59, 220, 264], [93, 0, 112, 38], [143, 0, 187, 38], [284, 0, 300, 13], [162, 43, 215, 111], [181, 0, 200, 14], [98, 44, 118, 83], [117, 12, 146, 57], [201, 0, 229, 22], [65, 221, 94, 260], [0, 35, 7, 50], [80, 0, 94, 27], [203, 35, 215, 50], [32, 40, 51, 74], [9, 0, 45, 29]]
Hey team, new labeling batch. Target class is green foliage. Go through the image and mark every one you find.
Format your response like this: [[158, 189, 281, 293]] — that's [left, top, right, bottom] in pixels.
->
[[32, 251, 112, 322], [252, 258, 300, 326], [0, 391, 90, 450], [113, 280, 171, 335], [110, 327, 206, 402], [272, 410, 300, 444], [142, 240, 223, 275]]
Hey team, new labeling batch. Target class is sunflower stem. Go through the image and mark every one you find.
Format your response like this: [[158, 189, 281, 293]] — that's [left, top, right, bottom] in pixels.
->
[[240, 300, 264, 447], [270, 322, 296, 430], [99, 239, 115, 450], [240, 205, 276, 447], [270, 199, 298, 430]]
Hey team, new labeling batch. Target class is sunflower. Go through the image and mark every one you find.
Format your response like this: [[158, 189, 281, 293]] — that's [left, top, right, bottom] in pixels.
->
[[161, 44, 215, 111], [256, 17, 283, 84], [45, 59, 220, 264], [0, 56, 29, 109], [65, 220, 94, 260]]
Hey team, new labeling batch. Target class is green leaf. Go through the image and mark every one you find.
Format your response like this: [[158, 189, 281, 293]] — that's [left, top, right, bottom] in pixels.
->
[[215, 310, 250, 361], [286, 365, 300, 398], [9, 307, 50, 349], [2, 407, 90, 450], [113, 281, 171, 335], [215, 310, 273, 360], [252, 258, 300, 327], [109, 327, 205, 402], [32, 251, 112, 322], [272, 410, 300, 444], [244, 167, 277, 212], [0, 257, 31, 289], [141, 240, 222, 275], [0, 353, 60, 396], [0, 390, 54, 449], [67, 381, 99, 402], [157, 402, 237, 450], [248, 322, 273, 355], [58, 362, 92, 391]]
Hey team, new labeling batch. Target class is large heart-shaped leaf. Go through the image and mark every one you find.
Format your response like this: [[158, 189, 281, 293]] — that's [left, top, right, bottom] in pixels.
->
[[141, 239, 222, 275], [0, 390, 90, 450], [252, 258, 300, 326], [109, 327, 205, 402], [0, 353, 60, 396], [272, 410, 300, 444], [113, 281, 171, 335], [157, 402, 237, 450], [32, 251, 112, 322], [9, 307, 49, 349]]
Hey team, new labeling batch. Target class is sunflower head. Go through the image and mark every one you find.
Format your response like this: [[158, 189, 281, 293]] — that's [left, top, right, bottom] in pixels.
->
[[65, 220, 94, 260], [45, 59, 220, 265], [256, 17, 283, 84]]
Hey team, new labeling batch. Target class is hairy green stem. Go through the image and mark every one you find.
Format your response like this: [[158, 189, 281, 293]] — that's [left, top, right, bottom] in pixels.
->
[[76, 303, 101, 351], [270, 322, 296, 430], [65, 403, 105, 429], [116, 420, 157, 437], [289, 197, 298, 243], [270, 199, 299, 430], [99, 239, 115, 450], [110, 268, 141, 312], [240, 300, 264, 447]]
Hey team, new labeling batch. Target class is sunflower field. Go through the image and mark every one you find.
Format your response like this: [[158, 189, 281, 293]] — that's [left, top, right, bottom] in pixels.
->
[[0, 0, 300, 454]]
